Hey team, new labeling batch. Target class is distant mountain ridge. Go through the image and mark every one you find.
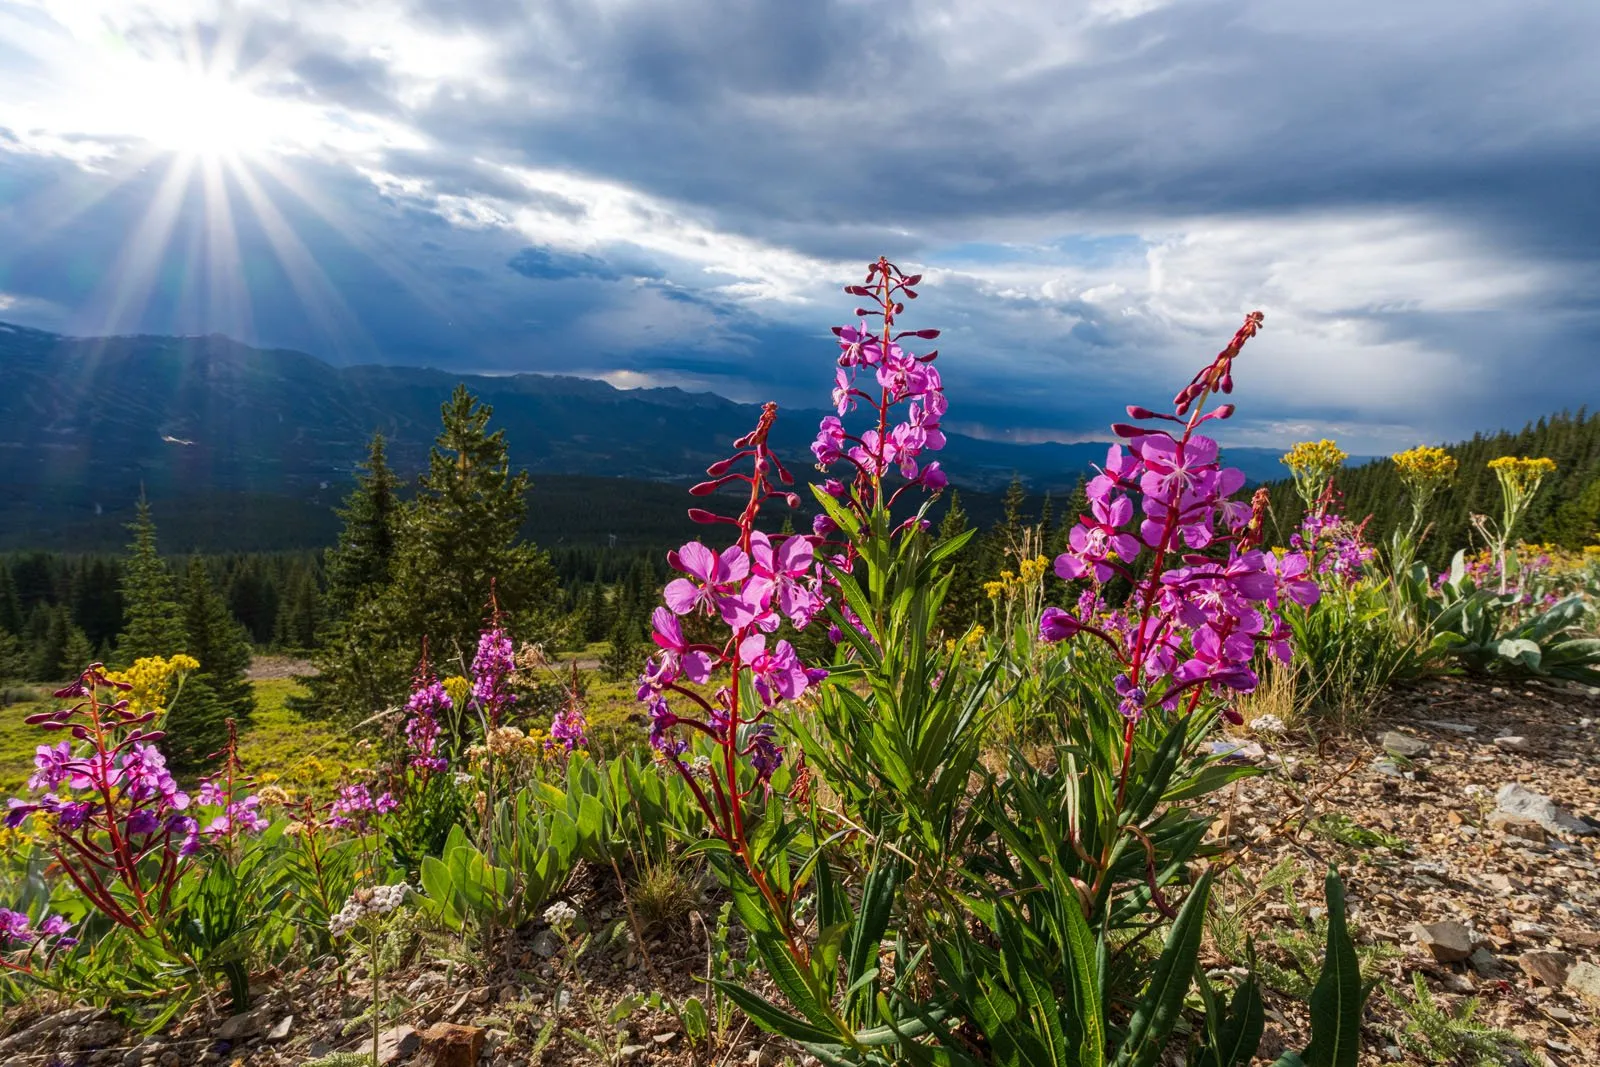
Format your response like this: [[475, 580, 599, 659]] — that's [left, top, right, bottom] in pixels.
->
[[0, 320, 1301, 549]]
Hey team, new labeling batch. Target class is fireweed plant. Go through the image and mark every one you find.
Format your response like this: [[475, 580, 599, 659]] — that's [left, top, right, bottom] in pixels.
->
[[1039, 312, 1319, 784], [5, 666, 203, 939], [628, 268, 1373, 1066]]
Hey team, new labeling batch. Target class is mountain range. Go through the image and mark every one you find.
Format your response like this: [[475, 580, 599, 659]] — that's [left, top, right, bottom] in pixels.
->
[[0, 321, 1299, 552]]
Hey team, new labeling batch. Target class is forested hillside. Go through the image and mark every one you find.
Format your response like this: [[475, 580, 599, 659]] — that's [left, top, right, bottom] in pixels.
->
[[1266, 408, 1600, 564]]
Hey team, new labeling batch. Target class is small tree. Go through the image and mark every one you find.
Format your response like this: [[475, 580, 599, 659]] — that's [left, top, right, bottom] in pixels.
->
[[274, 563, 322, 651], [162, 672, 230, 772], [324, 432, 399, 624], [600, 609, 643, 682], [182, 557, 256, 724], [116, 498, 186, 665]]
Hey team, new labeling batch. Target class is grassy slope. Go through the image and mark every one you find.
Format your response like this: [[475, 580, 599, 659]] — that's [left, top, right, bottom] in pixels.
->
[[0, 678, 361, 798], [0, 657, 648, 798]]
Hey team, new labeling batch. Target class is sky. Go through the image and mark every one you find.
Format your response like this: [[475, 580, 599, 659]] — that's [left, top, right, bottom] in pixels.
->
[[0, 0, 1596, 454]]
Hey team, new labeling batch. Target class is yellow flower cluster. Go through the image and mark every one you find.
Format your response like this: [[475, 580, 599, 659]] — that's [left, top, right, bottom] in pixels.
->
[[1391, 445, 1458, 488], [1488, 455, 1557, 496], [106, 654, 200, 713], [441, 675, 470, 712], [1281, 439, 1348, 481], [984, 557, 1049, 600], [943, 625, 987, 655]]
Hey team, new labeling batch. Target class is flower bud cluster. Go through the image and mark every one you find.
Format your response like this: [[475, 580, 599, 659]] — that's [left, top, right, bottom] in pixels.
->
[[811, 258, 947, 527]]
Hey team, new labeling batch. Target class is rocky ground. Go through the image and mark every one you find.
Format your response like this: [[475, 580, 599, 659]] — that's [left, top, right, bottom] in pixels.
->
[[1223, 675, 1600, 1065], [2, 676, 1596, 1067]]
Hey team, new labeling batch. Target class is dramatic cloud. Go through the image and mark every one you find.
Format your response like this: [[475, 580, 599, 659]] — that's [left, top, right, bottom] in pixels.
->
[[0, 0, 1596, 452]]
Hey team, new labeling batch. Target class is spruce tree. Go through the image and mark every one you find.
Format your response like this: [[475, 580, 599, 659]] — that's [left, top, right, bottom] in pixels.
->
[[163, 673, 230, 772], [381, 387, 560, 660], [300, 387, 560, 721], [61, 625, 93, 677], [182, 557, 256, 724], [0, 629, 26, 681], [324, 433, 399, 623], [116, 499, 186, 665], [27, 605, 72, 681], [601, 608, 643, 682], [274, 564, 322, 650]]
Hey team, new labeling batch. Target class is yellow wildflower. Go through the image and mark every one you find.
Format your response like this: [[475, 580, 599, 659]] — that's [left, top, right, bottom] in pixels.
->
[[106, 654, 200, 715], [1281, 439, 1348, 480], [1487, 455, 1556, 496], [1391, 445, 1457, 487]]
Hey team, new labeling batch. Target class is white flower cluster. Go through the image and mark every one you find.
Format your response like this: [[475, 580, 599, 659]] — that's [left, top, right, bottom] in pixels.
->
[[329, 883, 409, 937], [542, 900, 577, 932]]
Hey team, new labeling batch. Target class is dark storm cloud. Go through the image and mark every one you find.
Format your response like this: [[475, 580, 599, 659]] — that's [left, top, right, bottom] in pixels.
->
[[0, 0, 1597, 452]]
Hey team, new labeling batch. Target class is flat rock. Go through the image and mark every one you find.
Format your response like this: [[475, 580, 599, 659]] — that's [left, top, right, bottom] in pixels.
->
[[1518, 950, 1574, 987], [1382, 731, 1430, 758], [1493, 735, 1534, 753], [377, 1025, 420, 1066], [1568, 961, 1600, 1007], [216, 1006, 272, 1042], [1469, 947, 1505, 977], [1490, 812, 1550, 844], [1415, 920, 1475, 963], [1496, 783, 1597, 836], [1424, 720, 1479, 734]]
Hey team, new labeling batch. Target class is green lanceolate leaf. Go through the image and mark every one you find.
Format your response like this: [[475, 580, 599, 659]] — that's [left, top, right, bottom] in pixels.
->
[[1124, 716, 1189, 826], [1114, 869, 1214, 1067], [1302, 869, 1365, 1067], [846, 852, 898, 1018]]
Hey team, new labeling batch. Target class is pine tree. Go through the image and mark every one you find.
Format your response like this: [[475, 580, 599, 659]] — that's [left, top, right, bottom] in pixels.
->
[[324, 433, 399, 623], [581, 580, 610, 644], [182, 557, 256, 724], [226, 558, 280, 645], [381, 387, 561, 658], [0, 629, 26, 681], [601, 608, 643, 682], [274, 564, 322, 650], [70, 558, 124, 651], [116, 499, 186, 665], [61, 625, 93, 677], [27, 605, 72, 681]]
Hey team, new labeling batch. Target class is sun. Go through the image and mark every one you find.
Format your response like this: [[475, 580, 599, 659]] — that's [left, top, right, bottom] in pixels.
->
[[99, 62, 285, 163]]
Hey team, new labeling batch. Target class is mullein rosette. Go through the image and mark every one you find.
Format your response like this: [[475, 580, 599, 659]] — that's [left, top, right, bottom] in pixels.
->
[[1039, 313, 1321, 729]]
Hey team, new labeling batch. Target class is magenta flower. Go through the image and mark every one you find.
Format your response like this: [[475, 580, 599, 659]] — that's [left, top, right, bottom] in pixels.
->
[[1055, 495, 1141, 582], [650, 607, 713, 683], [740, 634, 812, 706], [664, 542, 750, 616], [1039, 608, 1082, 643], [811, 416, 847, 466], [26, 741, 72, 793], [748, 532, 821, 628], [470, 625, 517, 726]]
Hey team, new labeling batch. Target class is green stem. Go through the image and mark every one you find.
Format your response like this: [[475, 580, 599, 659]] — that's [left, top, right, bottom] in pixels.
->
[[370, 922, 381, 1066]]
